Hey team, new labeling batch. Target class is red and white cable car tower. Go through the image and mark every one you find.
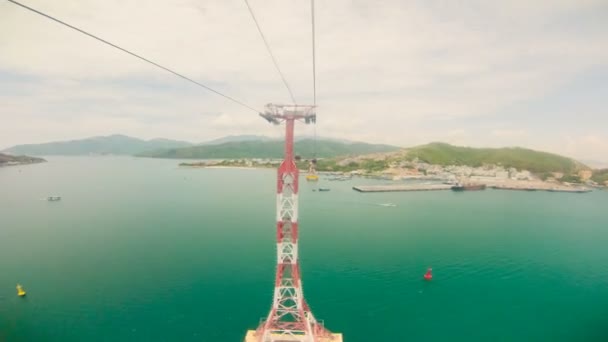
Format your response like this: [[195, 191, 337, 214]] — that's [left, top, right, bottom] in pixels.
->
[[244, 104, 342, 342]]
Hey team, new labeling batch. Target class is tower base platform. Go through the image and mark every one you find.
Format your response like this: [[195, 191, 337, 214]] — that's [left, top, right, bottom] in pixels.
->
[[244, 330, 343, 342]]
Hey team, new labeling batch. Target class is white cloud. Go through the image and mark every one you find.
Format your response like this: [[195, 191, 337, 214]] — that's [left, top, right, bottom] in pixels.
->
[[0, 0, 607, 160]]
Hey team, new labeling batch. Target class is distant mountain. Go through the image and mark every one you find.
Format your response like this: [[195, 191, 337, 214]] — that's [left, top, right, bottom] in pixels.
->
[[3, 134, 193, 156], [200, 135, 356, 145], [294, 135, 356, 144], [402, 142, 587, 174], [0, 153, 46, 166], [579, 159, 608, 169], [201, 135, 275, 145], [137, 139, 400, 159]]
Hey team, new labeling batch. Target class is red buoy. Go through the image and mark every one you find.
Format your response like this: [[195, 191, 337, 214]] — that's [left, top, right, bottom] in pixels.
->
[[424, 268, 433, 281]]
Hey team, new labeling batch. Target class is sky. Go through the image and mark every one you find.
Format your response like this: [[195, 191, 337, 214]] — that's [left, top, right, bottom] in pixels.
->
[[1, 0, 607, 164]]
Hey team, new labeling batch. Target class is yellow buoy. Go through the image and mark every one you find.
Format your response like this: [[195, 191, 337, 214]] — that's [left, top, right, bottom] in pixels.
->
[[16, 284, 26, 297]]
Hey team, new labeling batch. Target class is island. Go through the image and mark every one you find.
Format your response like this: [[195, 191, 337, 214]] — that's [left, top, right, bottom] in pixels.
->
[[0, 153, 46, 167]]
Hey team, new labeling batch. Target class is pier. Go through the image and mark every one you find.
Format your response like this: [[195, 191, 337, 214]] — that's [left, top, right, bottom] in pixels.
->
[[489, 185, 591, 193], [353, 184, 452, 192]]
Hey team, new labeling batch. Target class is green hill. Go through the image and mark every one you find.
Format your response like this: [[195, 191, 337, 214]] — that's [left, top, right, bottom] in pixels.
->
[[402, 142, 584, 174], [138, 139, 400, 159], [3, 134, 192, 156], [592, 169, 608, 185]]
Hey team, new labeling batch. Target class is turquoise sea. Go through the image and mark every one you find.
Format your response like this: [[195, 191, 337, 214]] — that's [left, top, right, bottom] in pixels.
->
[[1, 156, 607, 341]]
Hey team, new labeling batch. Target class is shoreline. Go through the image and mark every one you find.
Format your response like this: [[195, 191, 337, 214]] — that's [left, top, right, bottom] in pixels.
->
[[0, 153, 47, 167], [176, 161, 605, 191], [352, 183, 593, 193], [179, 165, 268, 170], [0, 160, 46, 167]]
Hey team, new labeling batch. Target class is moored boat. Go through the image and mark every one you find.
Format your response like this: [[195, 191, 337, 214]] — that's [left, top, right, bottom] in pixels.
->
[[451, 184, 486, 191]]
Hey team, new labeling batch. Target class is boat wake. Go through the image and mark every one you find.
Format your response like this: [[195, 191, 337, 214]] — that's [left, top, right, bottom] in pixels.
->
[[41, 196, 62, 201], [337, 200, 397, 207]]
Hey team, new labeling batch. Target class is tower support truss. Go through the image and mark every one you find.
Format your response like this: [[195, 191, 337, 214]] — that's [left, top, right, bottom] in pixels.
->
[[245, 104, 341, 342]]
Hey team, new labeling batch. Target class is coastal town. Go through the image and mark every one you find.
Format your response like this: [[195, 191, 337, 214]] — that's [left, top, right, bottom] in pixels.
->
[[180, 156, 607, 193], [369, 158, 599, 192]]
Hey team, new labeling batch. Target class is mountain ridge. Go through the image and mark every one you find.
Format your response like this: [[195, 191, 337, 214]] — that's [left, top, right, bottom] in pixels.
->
[[3, 134, 193, 156], [309, 142, 591, 176], [2, 135, 600, 176], [138, 139, 401, 159], [2, 134, 388, 157], [401, 142, 587, 174]]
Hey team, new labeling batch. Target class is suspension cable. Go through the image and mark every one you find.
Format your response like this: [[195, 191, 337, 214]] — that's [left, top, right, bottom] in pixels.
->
[[6, 0, 260, 113], [243, 0, 297, 105], [311, 0, 317, 109], [311, 0, 317, 158]]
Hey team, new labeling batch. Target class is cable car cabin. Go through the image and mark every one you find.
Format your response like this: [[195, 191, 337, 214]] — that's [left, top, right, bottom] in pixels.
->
[[306, 158, 319, 181], [306, 174, 319, 181]]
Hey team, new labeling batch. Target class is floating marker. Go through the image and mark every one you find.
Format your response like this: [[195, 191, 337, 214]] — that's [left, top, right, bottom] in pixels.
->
[[424, 268, 433, 281]]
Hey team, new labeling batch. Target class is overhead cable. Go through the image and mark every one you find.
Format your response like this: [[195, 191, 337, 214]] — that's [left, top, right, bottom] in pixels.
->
[[311, 0, 317, 156], [310, 0, 317, 109], [6, 0, 260, 113], [244, 0, 297, 104]]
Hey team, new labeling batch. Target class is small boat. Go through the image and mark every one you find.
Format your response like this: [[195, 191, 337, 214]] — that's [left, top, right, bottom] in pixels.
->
[[17, 284, 26, 297], [318, 187, 330, 192], [451, 183, 486, 191], [423, 268, 432, 281], [47, 196, 61, 201], [379, 203, 396, 207]]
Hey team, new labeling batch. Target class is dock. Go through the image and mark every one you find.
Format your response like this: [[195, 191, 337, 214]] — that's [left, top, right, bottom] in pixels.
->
[[489, 185, 592, 193], [352, 184, 452, 192], [244, 330, 343, 342]]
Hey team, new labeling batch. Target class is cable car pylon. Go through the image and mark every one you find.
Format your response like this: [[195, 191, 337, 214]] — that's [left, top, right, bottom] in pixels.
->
[[244, 104, 342, 342]]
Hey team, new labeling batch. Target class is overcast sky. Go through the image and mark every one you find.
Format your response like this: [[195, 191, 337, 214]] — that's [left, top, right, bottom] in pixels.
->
[[1, 0, 607, 162]]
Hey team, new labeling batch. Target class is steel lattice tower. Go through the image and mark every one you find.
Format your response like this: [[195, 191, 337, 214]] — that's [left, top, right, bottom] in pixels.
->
[[245, 104, 342, 342]]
